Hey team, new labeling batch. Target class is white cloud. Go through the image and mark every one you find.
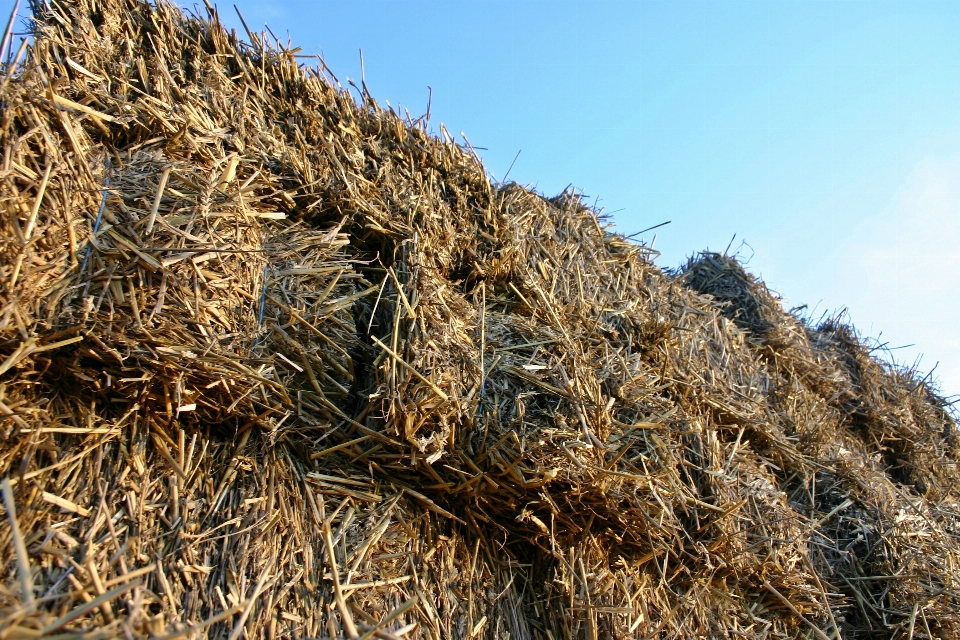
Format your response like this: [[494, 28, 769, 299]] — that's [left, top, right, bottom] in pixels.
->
[[836, 155, 960, 398]]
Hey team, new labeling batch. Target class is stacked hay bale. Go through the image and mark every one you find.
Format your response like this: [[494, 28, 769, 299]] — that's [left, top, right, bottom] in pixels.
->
[[1, 0, 957, 638]]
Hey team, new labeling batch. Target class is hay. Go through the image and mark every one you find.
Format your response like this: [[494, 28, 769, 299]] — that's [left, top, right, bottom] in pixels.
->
[[1, 0, 958, 638]]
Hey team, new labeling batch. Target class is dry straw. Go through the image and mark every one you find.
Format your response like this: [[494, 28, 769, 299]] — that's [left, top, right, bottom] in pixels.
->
[[1, 0, 958, 638]]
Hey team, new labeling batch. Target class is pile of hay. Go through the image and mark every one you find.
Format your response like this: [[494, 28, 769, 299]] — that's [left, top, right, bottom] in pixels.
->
[[1, 1, 958, 638]]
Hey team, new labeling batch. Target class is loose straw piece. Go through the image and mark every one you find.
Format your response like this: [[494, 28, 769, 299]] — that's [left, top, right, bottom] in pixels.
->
[[324, 519, 360, 639], [357, 595, 418, 640], [311, 435, 372, 459], [9, 163, 52, 289], [227, 570, 272, 640], [153, 604, 244, 640], [145, 167, 171, 235], [370, 336, 448, 402], [0, 0, 21, 61], [39, 582, 138, 634], [1, 478, 34, 609], [51, 92, 117, 122]]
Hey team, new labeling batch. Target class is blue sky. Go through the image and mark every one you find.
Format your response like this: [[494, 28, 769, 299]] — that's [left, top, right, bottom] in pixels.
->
[[6, 0, 959, 397]]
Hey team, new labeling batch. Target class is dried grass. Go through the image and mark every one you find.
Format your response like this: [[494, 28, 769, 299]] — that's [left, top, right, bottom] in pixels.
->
[[1, 1, 958, 638]]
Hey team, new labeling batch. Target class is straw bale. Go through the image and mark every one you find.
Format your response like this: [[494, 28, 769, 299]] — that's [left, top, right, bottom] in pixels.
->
[[1, 0, 958, 638]]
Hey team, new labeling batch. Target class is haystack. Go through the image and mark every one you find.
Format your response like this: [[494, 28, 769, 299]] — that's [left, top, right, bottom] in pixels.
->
[[1, 1, 958, 638]]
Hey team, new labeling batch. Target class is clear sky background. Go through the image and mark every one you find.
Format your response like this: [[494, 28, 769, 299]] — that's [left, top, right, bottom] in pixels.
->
[[6, 0, 959, 398]]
